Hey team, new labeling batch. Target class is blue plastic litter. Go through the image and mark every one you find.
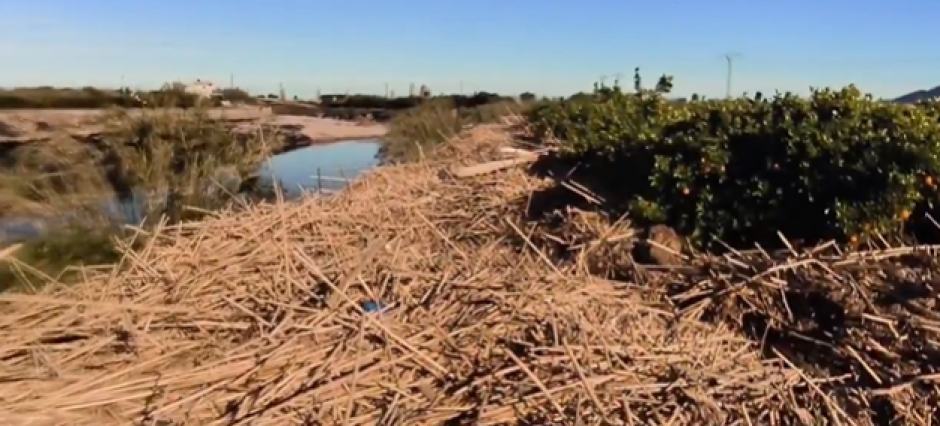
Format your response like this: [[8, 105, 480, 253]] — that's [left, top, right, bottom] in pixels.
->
[[361, 301, 383, 313]]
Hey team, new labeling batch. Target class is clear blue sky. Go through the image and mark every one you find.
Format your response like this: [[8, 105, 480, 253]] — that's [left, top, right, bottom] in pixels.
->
[[2, 1, 938, 99]]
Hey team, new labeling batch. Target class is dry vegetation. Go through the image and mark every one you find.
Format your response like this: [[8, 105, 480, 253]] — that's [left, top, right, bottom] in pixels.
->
[[0, 108, 288, 290], [1, 123, 938, 424], [0, 87, 136, 110], [380, 99, 528, 163], [0, 86, 258, 110], [0, 107, 272, 141]]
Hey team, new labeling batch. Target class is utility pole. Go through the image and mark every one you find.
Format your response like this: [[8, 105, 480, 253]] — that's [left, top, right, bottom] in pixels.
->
[[384, 82, 389, 98], [279, 82, 285, 100], [724, 53, 741, 99], [230, 73, 234, 89]]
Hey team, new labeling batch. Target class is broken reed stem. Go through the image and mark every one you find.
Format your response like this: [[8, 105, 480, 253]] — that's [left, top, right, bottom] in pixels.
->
[[0, 125, 937, 425]]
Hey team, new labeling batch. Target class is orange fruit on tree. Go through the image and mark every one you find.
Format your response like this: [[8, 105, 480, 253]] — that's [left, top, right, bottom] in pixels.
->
[[926, 176, 935, 187], [681, 187, 690, 196], [899, 209, 912, 220]]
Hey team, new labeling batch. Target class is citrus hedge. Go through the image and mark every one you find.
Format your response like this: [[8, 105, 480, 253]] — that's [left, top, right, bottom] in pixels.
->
[[527, 71, 940, 249]]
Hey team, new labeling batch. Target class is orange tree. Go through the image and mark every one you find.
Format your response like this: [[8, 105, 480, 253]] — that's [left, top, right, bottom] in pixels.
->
[[527, 70, 940, 249]]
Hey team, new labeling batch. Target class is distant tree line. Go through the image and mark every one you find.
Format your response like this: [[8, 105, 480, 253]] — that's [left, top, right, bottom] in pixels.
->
[[0, 84, 548, 111], [0, 86, 258, 109], [316, 92, 518, 111]]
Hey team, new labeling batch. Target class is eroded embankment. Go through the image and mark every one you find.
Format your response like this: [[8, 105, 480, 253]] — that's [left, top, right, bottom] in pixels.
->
[[0, 108, 386, 155], [0, 123, 937, 425]]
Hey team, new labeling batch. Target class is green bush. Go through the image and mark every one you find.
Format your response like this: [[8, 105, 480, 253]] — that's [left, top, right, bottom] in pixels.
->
[[219, 88, 255, 103], [528, 71, 940, 249]]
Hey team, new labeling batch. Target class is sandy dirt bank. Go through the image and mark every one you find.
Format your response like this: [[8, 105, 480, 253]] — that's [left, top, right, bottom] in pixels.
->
[[0, 107, 387, 144]]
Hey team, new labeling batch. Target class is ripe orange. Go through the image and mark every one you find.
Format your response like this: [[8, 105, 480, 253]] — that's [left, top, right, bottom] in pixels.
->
[[681, 187, 690, 196], [927, 176, 935, 187], [900, 209, 912, 220]]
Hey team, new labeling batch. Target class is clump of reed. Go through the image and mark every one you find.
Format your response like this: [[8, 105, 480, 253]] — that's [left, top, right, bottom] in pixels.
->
[[380, 98, 528, 163], [0, 107, 284, 292]]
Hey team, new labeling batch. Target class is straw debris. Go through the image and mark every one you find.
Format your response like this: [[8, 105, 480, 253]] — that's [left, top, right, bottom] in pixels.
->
[[1, 125, 940, 425]]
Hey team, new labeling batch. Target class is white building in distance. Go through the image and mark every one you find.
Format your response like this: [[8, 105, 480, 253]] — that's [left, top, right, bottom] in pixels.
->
[[184, 79, 222, 99]]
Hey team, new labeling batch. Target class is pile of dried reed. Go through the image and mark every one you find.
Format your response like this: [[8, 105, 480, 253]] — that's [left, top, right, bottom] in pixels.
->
[[1, 125, 939, 425]]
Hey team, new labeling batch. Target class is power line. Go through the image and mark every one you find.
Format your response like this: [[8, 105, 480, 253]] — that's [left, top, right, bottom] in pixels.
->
[[723, 53, 742, 99]]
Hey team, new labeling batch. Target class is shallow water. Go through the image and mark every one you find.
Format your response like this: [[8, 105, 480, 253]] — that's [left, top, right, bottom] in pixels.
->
[[259, 140, 380, 197], [0, 139, 382, 242]]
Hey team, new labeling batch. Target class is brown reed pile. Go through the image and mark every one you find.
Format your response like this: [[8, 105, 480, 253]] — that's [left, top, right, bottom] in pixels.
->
[[1, 125, 939, 425]]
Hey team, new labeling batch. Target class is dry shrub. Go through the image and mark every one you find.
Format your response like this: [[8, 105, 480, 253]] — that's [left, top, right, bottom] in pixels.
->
[[0, 107, 284, 291], [0, 107, 282, 220], [0, 125, 938, 425], [0, 138, 112, 217], [381, 100, 528, 164]]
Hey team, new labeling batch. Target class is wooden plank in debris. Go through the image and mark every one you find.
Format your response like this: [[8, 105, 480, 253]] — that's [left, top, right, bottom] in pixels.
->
[[450, 155, 538, 178]]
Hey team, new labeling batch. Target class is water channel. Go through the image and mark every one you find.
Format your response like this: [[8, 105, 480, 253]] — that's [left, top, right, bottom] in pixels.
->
[[258, 139, 380, 197], [0, 139, 382, 242]]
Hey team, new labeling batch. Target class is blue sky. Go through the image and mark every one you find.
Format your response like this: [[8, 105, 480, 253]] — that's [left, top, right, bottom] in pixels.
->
[[2, 1, 938, 99]]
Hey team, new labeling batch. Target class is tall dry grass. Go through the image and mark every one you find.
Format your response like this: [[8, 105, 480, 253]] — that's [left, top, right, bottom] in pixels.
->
[[0, 107, 285, 291], [380, 99, 530, 163]]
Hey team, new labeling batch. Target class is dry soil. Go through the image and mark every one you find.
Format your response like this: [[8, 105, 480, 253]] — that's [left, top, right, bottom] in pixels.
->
[[0, 107, 387, 144]]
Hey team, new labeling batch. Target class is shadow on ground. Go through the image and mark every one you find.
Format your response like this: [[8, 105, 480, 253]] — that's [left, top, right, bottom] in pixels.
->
[[513, 151, 940, 424]]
